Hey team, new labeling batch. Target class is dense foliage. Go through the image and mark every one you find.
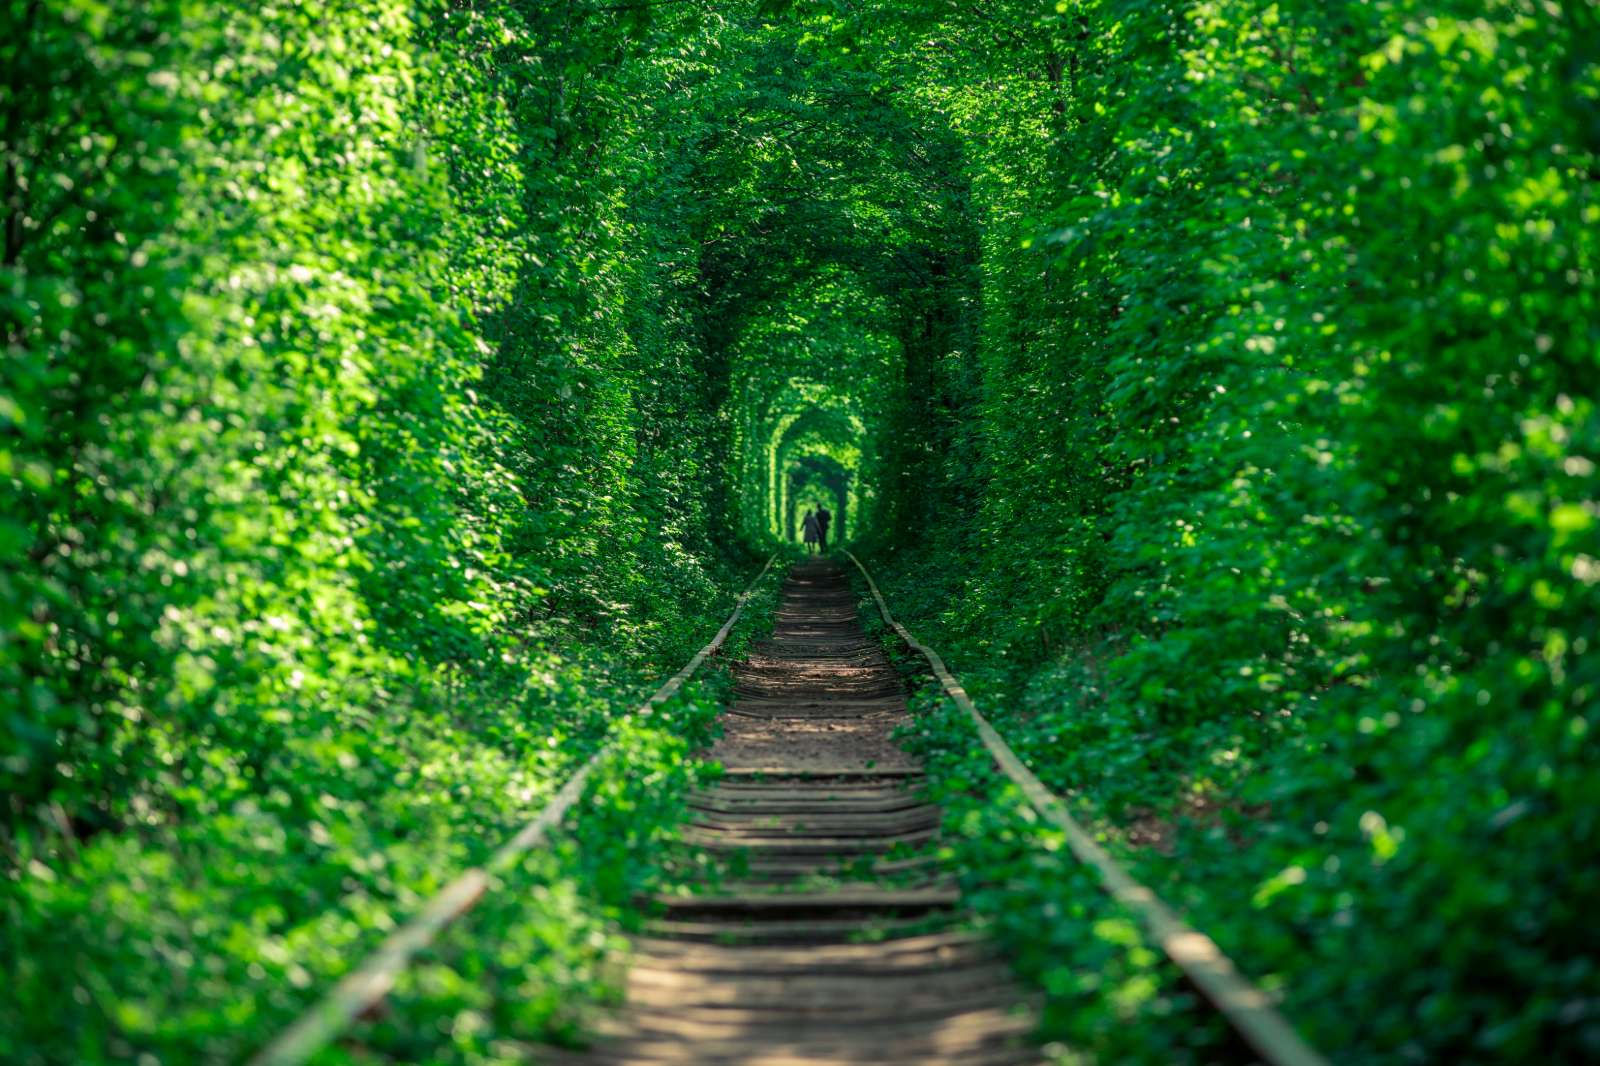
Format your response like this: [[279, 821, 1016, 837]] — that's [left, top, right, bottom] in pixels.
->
[[4, 0, 1595, 1061], [2, 1, 752, 1060], [857, 1, 1600, 1062]]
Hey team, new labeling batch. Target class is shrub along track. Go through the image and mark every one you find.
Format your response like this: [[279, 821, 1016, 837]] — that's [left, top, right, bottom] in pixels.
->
[[543, 558, 1041, 1064]]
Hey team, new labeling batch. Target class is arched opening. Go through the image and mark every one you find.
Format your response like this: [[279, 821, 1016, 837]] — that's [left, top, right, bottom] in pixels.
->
[[784, 452, 851, 545]]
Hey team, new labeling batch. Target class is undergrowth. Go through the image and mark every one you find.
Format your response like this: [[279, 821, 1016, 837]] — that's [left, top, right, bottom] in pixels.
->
[[323, 555, 783, 1064]]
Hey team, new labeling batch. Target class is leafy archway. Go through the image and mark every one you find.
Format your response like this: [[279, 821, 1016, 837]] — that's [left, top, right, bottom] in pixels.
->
[[785, 452, 851, 544]]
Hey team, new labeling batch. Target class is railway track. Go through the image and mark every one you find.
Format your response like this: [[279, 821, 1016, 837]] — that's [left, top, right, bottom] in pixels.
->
[[258, 554, 1323, 1066], [543, 558, 1042, 1064]]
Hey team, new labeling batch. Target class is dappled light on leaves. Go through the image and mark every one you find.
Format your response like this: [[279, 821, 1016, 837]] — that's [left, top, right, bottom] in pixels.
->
[[3, 0, 1596, 1063]]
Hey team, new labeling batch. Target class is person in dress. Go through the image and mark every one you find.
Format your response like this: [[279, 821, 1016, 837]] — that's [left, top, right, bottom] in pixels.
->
[[801, 508, 821, 554]]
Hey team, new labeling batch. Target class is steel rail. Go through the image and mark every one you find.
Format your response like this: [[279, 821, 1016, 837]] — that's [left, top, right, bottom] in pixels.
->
[[251, 552, 779, 1066], [846, 551, 1328, 1066]]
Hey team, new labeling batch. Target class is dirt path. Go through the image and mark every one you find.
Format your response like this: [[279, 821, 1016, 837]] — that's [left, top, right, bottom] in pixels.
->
[[547, 560, 1040, 1065]]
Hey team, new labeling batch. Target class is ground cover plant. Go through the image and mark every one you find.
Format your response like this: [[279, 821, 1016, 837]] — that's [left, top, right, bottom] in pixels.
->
[[3, 0, 1595, 1061]]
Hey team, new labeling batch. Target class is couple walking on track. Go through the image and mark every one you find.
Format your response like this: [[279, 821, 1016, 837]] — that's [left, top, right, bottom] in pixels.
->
[[801, 505, 832, 554]]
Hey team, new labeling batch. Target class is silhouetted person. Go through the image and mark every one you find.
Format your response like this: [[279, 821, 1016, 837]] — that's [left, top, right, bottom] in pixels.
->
[[815, 506, 832, 552], [801, 508, 821, 555]]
